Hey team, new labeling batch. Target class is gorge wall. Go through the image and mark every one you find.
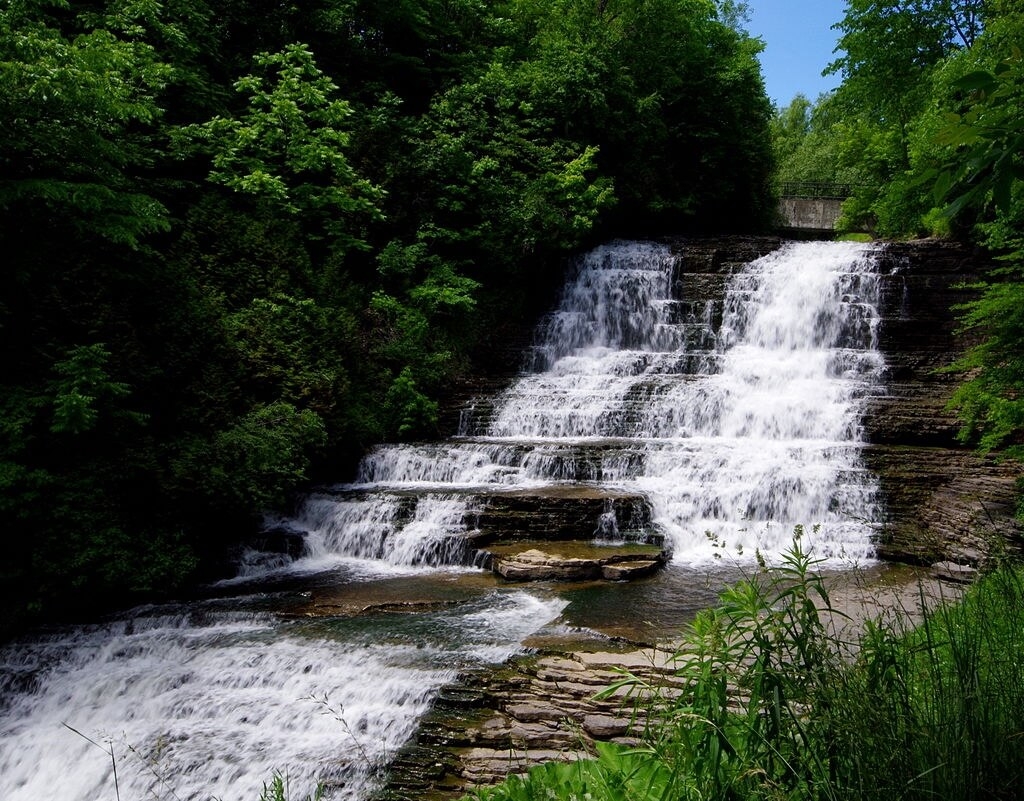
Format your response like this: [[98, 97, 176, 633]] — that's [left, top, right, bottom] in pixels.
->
[[449, 236, 1023, 567], [661, 236, 1023, 566], [864, 240, 1023, 565]]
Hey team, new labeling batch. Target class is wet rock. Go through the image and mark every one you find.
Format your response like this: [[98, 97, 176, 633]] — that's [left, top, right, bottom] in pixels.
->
[[248, 524, 306, 559], [389, 646, 685, 798], [582, 714, 632, 738], [867, 445, 1022, 566], [494, 549, 600, 581], [490, 544, 667, 583], [446, 237, 1023, 575], [601, 560, 660, 580], [456, 747, 589, 784], [505, 702, 566, 722], [434, 686, 491, 710], [473, 487, 656, 543], [931, 560, 979, 584]]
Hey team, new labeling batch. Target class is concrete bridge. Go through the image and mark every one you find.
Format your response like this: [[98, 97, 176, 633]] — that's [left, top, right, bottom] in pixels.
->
[[777, 181, 853, 237]]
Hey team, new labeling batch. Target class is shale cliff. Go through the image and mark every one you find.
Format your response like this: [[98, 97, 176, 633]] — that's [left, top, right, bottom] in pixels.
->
[[449, 236, 1023, 566], [865, 239, 1023, 565]]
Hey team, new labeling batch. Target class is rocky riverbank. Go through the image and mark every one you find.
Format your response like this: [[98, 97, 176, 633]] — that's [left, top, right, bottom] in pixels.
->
[[382, 562, 958, 800]]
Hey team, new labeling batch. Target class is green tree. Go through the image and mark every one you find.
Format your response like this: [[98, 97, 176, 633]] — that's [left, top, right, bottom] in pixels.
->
[[185, 43, 384, 257], [0, 0, 171, 249], [937, 43, 1024, 487], [828, 0, 983, 157], [771, 94, 813, 168], [821, 0, 986, 233]]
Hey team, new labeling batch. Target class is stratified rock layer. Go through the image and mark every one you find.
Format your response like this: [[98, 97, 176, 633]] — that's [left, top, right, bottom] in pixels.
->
[[866, 240, 1023, 565], [384, 648, 676, 798]]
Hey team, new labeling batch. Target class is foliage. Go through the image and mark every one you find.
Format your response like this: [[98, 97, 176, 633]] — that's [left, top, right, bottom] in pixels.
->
[[258, 772, 324, 801], [0, 0, 172, 249], [773, 0, 998, 236], [49, 344, 145, 435], [464, 741, 676, 801], [173, 401, 327, 515], [0, 0, 777, 630], [944, 255, 1024, 465], [932, 46, 1024, 219], [468, 536, 1024, 801], [930, 30, 1024, 500], [183, 43, 384, 256]]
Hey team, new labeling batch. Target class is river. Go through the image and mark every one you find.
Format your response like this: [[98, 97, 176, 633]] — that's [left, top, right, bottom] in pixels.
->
[[0, 239, 887, 800]]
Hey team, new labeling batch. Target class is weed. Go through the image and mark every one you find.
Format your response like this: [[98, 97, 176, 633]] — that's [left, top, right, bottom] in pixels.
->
[[467, 532, 1024, 801]]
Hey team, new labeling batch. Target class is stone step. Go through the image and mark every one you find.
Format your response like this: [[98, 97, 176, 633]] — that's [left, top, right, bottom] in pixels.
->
[[476, 540, 667, 582], [468, 486, 657, 545], [309, 482, 661, 554]]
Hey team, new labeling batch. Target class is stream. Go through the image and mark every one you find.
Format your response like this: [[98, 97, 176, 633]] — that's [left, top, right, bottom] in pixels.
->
[[0, 240, 888, 800]]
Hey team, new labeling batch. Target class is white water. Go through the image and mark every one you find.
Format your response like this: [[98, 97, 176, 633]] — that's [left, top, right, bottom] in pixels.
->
[[280, 240, 885, 568], [0, 240, 887, 801], [0, 591, 566, 801]]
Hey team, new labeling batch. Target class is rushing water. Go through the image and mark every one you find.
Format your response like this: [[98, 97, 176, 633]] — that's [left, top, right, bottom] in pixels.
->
[[0, 588, 566, 801], [273, 239, 885, 571], [0, 240, 886, 801]]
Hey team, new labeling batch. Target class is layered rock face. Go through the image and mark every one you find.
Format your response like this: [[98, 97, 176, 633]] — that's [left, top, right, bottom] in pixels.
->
[[866, 240, 1023, 565], [662, 237, 1023, 566], [442, 236, 1022, 566], [385, 648, 676, 798]]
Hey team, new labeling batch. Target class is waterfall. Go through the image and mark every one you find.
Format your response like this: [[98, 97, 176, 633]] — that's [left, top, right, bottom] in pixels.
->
[[272, 239, 884, 571], [0, 592, 567, 801], [0, 239, 887, 801]]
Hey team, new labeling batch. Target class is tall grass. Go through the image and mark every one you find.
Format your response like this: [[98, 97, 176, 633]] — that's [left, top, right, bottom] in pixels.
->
[[465, 530, 1024, 801]]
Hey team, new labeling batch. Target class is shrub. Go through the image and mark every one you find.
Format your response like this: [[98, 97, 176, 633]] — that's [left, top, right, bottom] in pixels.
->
[[467, 533, 1024, 801]]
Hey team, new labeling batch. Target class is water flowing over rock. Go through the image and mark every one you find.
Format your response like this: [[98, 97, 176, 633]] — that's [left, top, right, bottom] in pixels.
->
[[263, 239, 887, 575], [0, 591, 568, 801], [7, 237, 1015, 801]]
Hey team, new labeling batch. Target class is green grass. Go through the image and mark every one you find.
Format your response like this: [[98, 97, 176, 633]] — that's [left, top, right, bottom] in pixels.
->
[[465, 530, 1024, 801]]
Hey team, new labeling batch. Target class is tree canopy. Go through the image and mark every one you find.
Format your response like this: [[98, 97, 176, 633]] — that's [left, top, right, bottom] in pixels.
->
[[0, 0, 775, 631]]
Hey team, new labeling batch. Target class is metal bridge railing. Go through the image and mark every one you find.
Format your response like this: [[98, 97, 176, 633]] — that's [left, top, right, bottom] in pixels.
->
[[779, 181, 858, 199]]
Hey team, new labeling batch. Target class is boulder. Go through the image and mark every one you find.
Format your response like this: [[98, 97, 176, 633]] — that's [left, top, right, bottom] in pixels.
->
[[582, 714, 632, 738], [931, 561, 979, 584], [489, 543, 667, 582], [601, 560, 660, 581], [493, 549, 601, 581]]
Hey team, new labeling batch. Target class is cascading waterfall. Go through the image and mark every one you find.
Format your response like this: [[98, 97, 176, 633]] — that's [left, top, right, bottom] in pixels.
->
[[0, 239, 887, 801], [0, 592, 567, 801], [277, 239, 885, 570]]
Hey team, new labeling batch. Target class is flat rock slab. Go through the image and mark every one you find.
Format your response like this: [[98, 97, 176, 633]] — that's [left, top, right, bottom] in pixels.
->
[[602, 560, 660, 580], [582, 714, 633, 738], [931, 560, 979, 584], [495, 549, 600, 580], [488, 543, 667, 582]]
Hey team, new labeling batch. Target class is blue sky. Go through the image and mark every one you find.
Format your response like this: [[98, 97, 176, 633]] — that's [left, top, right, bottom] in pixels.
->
[[744, 0, 848, 108]]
